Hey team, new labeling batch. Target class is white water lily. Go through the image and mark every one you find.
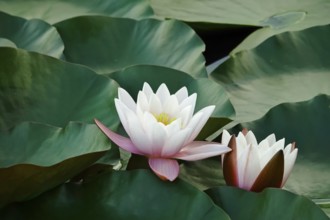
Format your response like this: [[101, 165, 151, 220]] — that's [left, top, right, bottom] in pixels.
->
[[95, 82, 231, 181], [221, 129, 298, 192]]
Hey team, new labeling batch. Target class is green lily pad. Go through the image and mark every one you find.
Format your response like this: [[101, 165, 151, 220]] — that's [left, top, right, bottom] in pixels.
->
[[55, 16, 207, 77], [210, 24, 330, 125], [0, 11, 64, 58], [207, 186, 329, 220], [109, 65, 235, 139], [0, 170, 230, 220], [0, 38, 17, 48], [0, 122, 111, 207], [0, 47, 120, 131], [235, 94, 330, 213], [179, 157, 224, 190], [150, 0, 330, 53], [0, 0, 154, 24]]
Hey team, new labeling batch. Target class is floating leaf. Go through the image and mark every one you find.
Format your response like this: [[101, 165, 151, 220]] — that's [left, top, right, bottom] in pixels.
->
[[207, 186, 329, 220], [210, 24, 330, 125], [0, 0, 154, 24], [55, 16, 207, 77], [1, 170, 230, 220], [150, 0, 330, 52], [0, 11, 64, 58], [0, 47, 119, 130], [0, 38, 16, 48], [0, 122, 111, 207]]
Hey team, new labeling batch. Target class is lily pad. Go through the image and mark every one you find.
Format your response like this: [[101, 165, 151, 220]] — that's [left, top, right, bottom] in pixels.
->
[[150, 0, 330, 52], [109, 65, 235, 139], [0, 38, 17, 48], [0, 122, 111, 207], [207, 186, 329, 220], [0, 170, 230, 220], [0, 47, 120, 131], [0, 0, 154, 24], [0, 11, 64, 58], [210, 24, 330, 125], [55, 16, 207, 77]]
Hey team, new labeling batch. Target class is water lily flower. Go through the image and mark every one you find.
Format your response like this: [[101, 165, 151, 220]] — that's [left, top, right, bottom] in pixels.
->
[[221, 129, 298, 192], [95, 82, 231, 181]]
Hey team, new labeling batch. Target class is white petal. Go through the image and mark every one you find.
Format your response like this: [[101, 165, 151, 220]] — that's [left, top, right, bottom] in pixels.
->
[[236, 132, 248, 150], [142, 82, 154, 99], [266, 133, 276, 146], [118, 88, 136, 111], [283, 143, 293, 156], [236, 132, 248, 160], [137, 91, 150, 112], [163, 95, 179, 117], [149, 94, 162, 115], [282, 148, 298, 186], [175, 86, 188, 103], [162, 128, 191, 157], [147, 122, 167, 157], [126, 111, 153, 155], [179, 93, 197, 115], [185, 105, 215, 143], [142, 111, 158, 124], [258, 138, 271, 155], [221, 129, 232, 145], [178, 106, 192, 128], [174, 141, 231, 161], [259, 138, 284, 168], [165, 118, 182, 136], [114, 99, 132, 135], [245, 130, 258, 146], [240, 145, 261, 190], [156, 83, 171, 103]]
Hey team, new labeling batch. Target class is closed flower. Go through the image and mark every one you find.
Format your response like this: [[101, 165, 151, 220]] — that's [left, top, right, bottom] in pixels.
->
[[221, 129, 298, 192]]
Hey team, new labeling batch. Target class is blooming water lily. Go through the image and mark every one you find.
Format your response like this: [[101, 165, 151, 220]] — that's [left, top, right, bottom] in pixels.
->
[[221, 129, 298, 192], [95, 83, 231, 181]]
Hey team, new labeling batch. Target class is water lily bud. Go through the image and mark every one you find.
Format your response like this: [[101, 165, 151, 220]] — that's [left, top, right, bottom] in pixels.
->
[[221, 129, 298, 192], [95, 82, 231, 181]]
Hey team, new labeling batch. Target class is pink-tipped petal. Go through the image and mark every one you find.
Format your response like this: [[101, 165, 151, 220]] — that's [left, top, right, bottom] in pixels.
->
[[174, 141, 231, 161], [148, 158, 179, 181], [94, 119, 142, 155]]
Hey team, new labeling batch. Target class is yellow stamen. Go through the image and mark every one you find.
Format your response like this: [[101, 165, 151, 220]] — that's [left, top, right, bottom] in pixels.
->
[[155, 113, 175, 125]]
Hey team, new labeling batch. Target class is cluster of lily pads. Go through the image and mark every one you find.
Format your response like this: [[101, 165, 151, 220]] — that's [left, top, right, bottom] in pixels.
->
[[0, 0, 329, 219]]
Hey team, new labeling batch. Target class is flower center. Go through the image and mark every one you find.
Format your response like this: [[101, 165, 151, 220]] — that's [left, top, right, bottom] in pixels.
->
[[155, 113, 175, 125]]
